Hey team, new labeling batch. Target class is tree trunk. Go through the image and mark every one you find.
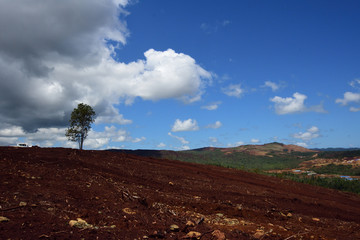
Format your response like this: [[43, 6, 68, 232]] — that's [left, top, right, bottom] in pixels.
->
[[80, 136, 84, 150]]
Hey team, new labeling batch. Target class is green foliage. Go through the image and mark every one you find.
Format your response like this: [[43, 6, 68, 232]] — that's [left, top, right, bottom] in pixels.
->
[[159, 149, 312, 171], [268, 172, 360, 194], [65, 103, 96, 150], [311, 164, 360, 176], [317, 150, 360, 159]]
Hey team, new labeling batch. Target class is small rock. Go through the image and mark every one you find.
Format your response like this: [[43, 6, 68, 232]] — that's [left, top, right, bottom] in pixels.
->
[[193, 196, 201, 200], [168, 181, 174, 186], [186, 220, 195, 227], [69, 218, 93, 229], [122, 208, 136, 215], [216, 213, 224, 217], [19, 201, 27, 207], [170, 224, 179, 232], [0, 216, 10, 222], [185, 231, 201, 239], [312, 218, 320, 222], [287, 213, 292, 217], [211, 230, 225, 240], [253, 230, 265, 239]]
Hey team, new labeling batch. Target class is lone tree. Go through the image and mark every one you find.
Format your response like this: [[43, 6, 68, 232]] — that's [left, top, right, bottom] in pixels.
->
[[66, 103, 96, 150]]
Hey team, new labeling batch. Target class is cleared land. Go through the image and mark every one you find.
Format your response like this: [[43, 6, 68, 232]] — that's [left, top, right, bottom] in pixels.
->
[[1, 147, 360, 239]]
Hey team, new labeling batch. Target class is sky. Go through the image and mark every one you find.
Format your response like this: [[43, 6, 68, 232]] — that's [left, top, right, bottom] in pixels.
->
[[0, 0, 359, 150]]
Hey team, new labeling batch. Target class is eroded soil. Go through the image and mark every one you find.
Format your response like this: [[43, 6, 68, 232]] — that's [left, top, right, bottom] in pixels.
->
[[1, 147, 360, 239]]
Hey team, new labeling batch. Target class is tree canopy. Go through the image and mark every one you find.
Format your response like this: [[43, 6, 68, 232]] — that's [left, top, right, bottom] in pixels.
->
[[65, 103, 96, 150]]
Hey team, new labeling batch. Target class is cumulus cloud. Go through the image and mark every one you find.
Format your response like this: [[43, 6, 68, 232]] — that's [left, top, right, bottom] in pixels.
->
[[171, 119, 199, 132], [336, 92, 360, 106], [0, 123, 143, 149], [205, 121, 222, 129], [222, 84, 244, 98], [0, 0, 212, 137], [293, 126, 320, 142], [251, 139, 260, 143], [270, 92, 326, 114], [86, 125, 145, 149], [202, 102, 221, 110]]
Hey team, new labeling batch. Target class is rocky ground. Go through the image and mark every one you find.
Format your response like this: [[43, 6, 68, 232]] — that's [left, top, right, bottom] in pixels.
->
[[1, 147, 360, 239]]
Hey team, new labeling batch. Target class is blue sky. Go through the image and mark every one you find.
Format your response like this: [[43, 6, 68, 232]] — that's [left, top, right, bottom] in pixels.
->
[[0, 0, 359, 150]]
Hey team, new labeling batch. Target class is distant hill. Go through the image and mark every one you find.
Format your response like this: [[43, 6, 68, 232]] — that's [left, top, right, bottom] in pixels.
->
[[109, 142, 318, 170]]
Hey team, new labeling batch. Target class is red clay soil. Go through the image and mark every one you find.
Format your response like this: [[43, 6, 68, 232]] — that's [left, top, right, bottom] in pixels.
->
[[1, 147, 360, 240]]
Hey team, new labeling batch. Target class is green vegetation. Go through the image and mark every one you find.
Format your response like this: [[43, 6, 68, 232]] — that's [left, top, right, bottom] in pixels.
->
[[311, 164, 360, 176], [66, 103, 96, 150], [160, 149, 314, 171], [269, 172, 360, 194], [117, 145, 360, 194], [316, 150, 360, 159]]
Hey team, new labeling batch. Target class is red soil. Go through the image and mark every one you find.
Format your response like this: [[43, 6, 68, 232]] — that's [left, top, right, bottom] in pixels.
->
[[1, 147, 360, 239]]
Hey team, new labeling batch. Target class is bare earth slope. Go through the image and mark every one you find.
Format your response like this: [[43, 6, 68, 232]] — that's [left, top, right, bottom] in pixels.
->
[[1, 147, 360, 239]]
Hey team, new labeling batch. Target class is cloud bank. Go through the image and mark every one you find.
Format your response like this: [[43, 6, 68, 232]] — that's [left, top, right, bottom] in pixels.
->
[[0, 0, 212, 146]]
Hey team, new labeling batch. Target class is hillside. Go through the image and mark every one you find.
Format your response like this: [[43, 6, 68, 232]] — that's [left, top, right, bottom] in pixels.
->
[[1, 147, 360, 239], [115, 143, 318, 170]]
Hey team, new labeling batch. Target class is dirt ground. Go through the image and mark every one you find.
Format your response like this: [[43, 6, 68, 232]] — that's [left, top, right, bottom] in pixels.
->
[[1, 147, 360, 240]]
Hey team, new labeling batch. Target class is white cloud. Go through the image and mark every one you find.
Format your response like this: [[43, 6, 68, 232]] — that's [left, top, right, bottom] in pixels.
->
[[131, 137, 146, 143], [296, 142, 308, 148], [202, 101, 221, 110], [350, 107, 360, 112], [222, 84, 243, 98], [168, 132, 189, 145], [157, 142, 166, 148], [350, 79, 360, 89], [205, 121, 222, 129], [336, 92, 360, 106], [85, 125, 146, 149], [0, 1, 212, 136], [0, 124, 145, 149], [270, 92, 326, 115], [95, 105, 132, 125], [0, 126, 26, 137], [200, 20, 230, 34], [171, 119, 199, 132], [270, 92, 307, 114], [227, 141, 244, 147], [251, 139, 260, 143], [209, 137, 218, 143], [262, 81, 280, 91], [177, 145, 190, 150], [293, 126, 320, 142]]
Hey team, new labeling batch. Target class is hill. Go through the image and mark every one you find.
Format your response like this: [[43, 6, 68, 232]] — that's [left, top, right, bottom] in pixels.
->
[[1, 146, 360, 239], [113, 142, 318, 170]]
